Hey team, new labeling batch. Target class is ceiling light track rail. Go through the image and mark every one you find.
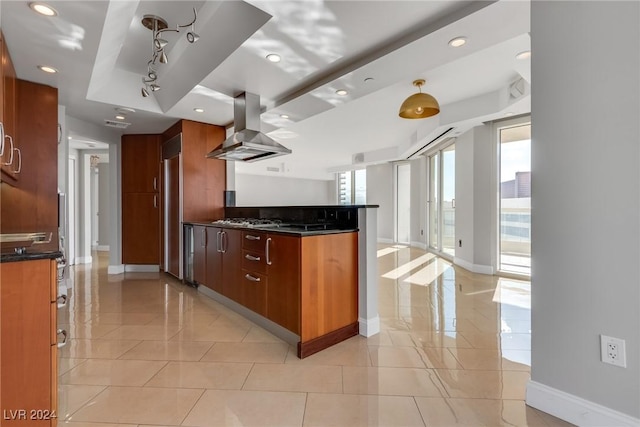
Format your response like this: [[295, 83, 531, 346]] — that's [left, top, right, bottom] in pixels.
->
[[141, 8, 199, 97]]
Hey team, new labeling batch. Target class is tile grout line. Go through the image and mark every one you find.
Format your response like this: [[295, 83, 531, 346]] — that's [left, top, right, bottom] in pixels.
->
[[177, 387, 207, 426]]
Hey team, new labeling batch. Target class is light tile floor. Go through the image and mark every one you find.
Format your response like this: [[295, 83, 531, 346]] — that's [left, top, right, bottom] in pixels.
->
[[58, 246, 574, 427]]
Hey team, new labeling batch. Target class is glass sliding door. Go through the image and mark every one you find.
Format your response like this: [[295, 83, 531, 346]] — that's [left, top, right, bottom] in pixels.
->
[[428, 153, 439, 250], [499, 123, 531, 275], [427, 142, 456, 257], [441, 143, 455, 256]]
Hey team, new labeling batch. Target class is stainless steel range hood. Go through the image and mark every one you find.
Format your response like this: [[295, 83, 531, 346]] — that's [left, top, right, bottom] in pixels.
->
[[206, 92, 291, 162]]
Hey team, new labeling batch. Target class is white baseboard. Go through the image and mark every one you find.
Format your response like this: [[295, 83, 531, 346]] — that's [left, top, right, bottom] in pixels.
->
[[377, 238, 394, 244], [75, 256, 92, 264], [526, 380, 640, 427], [108, 264, 125, 275], [454, 257, 494, 275], [124, 265, 160, 273], [358, 316, 380, 337], [410, 241, 427, 250], [97, 245, 110, 251]]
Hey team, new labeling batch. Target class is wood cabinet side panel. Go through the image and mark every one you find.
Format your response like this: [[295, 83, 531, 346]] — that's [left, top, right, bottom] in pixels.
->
[[181, 120, 225, 222], [0, 260, 54, 416], [300, 232, 358, 341]]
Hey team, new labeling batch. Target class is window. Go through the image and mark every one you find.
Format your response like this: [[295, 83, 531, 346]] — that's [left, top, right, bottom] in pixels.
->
[[338, 169, 366, 204], [498, 122, 531, 276]]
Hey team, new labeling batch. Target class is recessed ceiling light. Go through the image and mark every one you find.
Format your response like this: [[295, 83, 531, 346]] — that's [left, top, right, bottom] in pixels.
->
[[516, 50, 531, 60], [336, 89, 348, 96], [448, 36, 467, 47], [115, 115, 126, 120], [364, 77, 374, 83], [266, 54, 281, 63], [68, 136, 72, 140], [29, 2, 57, 16], [280, 114, 289, 119], [37, 65, 58, 73], [194, 108, 204, 113]]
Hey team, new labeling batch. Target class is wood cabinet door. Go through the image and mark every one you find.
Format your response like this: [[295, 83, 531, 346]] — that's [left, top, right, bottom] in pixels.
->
[[193, 225, 207, 286], [238, 270, 267, 316], [0, 260, 54, 423], [122, 193, 160, 264], [221, 228, 242, 301], [266, 234, 301, 333], [205, 227, 223, 293], [121, 134, 160, 193]]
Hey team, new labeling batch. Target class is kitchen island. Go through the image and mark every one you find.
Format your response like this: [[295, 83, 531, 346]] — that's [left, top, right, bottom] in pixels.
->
[[184, 204, 379, 357]]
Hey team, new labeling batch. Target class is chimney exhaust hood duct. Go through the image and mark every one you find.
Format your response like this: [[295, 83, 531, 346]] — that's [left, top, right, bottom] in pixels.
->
[[206, 92, 291, 162]]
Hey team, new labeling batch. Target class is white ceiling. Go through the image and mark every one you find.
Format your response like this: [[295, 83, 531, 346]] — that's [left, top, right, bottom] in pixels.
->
[[1, 0, 531, 180]]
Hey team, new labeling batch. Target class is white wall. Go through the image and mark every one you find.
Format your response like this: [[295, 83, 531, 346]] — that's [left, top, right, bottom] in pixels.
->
[[235, 173, 334, 206], [529, 1, 639, 422], [97, 162, 110, 248], [366, 163, 393, 242], [454, 129, 475, 263]]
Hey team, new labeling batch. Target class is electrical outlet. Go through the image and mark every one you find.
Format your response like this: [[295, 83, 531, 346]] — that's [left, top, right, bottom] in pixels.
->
[[601, 335, 627, 368]]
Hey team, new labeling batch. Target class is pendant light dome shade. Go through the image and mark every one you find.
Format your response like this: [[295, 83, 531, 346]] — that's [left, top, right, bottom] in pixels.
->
[[399, 79, 440, 119]]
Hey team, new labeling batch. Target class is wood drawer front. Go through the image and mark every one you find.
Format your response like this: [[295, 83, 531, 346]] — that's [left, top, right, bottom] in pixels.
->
[[242, 231, 266, 252], [240, 270, 267, 316], [241, 250, 266, 274]]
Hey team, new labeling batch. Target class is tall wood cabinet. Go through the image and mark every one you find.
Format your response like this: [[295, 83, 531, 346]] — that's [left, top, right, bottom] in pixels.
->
[[1, 258, 59, 426], [161, 120, 226, 278], [121, 134, 160, 265]]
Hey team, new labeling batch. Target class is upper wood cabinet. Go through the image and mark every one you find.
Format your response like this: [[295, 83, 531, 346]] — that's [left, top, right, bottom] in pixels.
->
[[162, 120, 226, 222], [0, 79, 58, 252], [1, 30, 18, 183], [122, 134, 161, 193]]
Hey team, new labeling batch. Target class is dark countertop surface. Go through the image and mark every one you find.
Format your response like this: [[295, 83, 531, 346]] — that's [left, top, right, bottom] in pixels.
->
[[227, 205, 379, 209], [184, 221, 358, 237], [1, 250, 64, 263]]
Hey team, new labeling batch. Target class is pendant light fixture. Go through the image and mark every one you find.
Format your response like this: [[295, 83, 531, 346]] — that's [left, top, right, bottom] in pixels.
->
[[399, 79, 440, 119]]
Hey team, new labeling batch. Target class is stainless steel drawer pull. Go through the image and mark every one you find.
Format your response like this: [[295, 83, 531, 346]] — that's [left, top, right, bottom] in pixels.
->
[[0, 122, 4, 156], [57, 329, 68, 348], [3, 135, 14, 166], [57, 294, 67, 308], [244, 254, 260, 261], [266, 237, 272, 265], [245, 235, 261, 241], [12, 148, 22, 174], [245, 273, 261, 282]]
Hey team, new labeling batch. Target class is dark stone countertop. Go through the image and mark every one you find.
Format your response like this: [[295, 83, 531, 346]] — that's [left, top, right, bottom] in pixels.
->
[[1, 250, 64, 263], [183, 222, 358, 237]]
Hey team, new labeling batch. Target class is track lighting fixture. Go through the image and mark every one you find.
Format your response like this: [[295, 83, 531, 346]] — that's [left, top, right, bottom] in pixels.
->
[[140, 8, 198, 97]]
